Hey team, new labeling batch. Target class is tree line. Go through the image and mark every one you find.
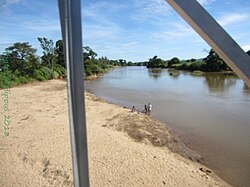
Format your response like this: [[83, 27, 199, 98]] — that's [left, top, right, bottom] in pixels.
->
[[1, 37, 249, 89], [146, 49, 250, 72], [0, 37, 130, 88]]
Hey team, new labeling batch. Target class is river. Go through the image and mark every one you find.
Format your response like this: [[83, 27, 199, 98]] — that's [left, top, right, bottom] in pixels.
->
[[85, 66, 250, 187]]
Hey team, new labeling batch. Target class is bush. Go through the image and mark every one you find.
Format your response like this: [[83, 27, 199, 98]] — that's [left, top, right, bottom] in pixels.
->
[[0, 72, 9, 88], [0, 70, 34, 88], [53, 64, 66, 77], [84, 63, 105, 76], [99, 63, 108, 69], [9, 74, 32, 86], [53, 71, 60, 79], [34, 67, 53, 81], [17, 76, 31, 84], [91, 64, 103, 74]]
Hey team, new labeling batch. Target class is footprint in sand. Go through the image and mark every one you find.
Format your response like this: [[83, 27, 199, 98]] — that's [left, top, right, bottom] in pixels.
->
[[199, 167, 212, 175], [20, 116, 29, 121]]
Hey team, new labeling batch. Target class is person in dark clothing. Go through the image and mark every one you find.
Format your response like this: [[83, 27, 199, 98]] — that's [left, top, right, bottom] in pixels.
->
[[143, 104, 147, 114], [131, 106, 136, 112]]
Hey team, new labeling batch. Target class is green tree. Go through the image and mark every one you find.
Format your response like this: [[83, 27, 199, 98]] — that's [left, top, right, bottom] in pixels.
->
[[247, 50, 250, 56], [118, 59, 127, 66], [82, 47, 101, 76], [83, 46, 97, 61], [37, 37, 55, 70], [190, 58, 196, 62], [98, 57, 113, 69], [4, 42, 40, 76], [55, 39, 65, 68], [167, 57, 180, 68], [127, 61, 133, 66], [110, 60, 120, 66], [147, 56, 166, 68], [203, 49, 229, 72]]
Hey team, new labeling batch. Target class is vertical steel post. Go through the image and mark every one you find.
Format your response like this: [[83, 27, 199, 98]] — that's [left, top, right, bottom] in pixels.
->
[[58, 0, 90, 186], [166, 0, 250, 87]]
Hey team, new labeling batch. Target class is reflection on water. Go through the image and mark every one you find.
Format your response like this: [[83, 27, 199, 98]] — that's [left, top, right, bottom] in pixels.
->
[[148, 68, 163, 80], [86, 67, 250, 187], [147, 68, 181, 80], [168, 69, 181, 79], [147, 68, 243, 94], [203, 74, 237, 93]]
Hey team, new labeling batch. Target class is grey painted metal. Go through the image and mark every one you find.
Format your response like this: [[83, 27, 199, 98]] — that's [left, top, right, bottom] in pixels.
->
[[58, 0, 90, 186], [166, 0, 250, 87]]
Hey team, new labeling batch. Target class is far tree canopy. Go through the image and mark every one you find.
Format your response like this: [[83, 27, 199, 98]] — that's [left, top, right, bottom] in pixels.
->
[[146, 56, 166, 68], [146, 49, 231, 72], [167, 57, 181, 68], [4, 42, 40, 76]]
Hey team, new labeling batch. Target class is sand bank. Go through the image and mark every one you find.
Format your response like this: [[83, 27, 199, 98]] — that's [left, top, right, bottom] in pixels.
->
[[0, 79, 230, 186]]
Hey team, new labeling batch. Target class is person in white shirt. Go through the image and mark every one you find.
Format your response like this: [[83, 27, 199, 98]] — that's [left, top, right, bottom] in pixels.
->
[[148, 103, 152, 115]]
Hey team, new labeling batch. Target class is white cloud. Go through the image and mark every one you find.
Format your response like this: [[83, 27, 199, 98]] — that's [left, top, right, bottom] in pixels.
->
[[82, 0, 125, 43], [83, 1, 127, 20], [83, 24, 120, 41], [218, 13, 249, 26], [0, 0, 22, 12], [22, 20, 60, 32], [242, 45, 250, 52], [122, 42, 139, 48], [143, 0, 170, 14], [130, 0, 171, 24], [152, 23, 196, 41], [197, 0, 215, 6], [0, 0, 21, 6]]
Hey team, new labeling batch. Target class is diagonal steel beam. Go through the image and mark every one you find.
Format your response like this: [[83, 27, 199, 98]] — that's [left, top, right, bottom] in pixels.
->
[[166, 0, 250, 87], [58, 0, 90, 186]]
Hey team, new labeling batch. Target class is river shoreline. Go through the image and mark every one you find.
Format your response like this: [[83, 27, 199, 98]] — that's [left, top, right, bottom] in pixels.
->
[[0, 79, 231, 186], [87, 89, 238, 187], [87, 91, 203, 163], [86, 66, 250, 187]]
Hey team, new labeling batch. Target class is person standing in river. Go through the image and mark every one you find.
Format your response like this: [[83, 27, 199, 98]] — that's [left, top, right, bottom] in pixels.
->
[[148, 103, 152, 115]]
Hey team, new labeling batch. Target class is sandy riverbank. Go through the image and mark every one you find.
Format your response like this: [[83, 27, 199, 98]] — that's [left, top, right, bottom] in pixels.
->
[[0, 79, 230, 186]]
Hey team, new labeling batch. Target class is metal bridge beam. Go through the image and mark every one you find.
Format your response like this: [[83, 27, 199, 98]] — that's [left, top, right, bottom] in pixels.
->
[[58, 0, 90, 186], [166, 0, 250, 87]]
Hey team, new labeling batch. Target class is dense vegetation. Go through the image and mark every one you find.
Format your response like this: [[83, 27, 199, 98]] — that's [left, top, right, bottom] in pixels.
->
[[146, 49, 250, 72], [0, 37, 128, 88], [147, 56, 167, 68], [172, 49, 230, 72]]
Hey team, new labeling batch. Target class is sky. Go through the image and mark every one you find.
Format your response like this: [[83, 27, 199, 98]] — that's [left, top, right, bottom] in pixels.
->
[[0, 0, 250, 62]]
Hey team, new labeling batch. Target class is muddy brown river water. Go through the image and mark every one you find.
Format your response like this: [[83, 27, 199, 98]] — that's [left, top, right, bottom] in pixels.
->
[[85, 67, 250, 187]]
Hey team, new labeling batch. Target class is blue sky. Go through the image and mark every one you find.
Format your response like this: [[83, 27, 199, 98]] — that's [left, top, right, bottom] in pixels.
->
[[0, 0, 250, 62]]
